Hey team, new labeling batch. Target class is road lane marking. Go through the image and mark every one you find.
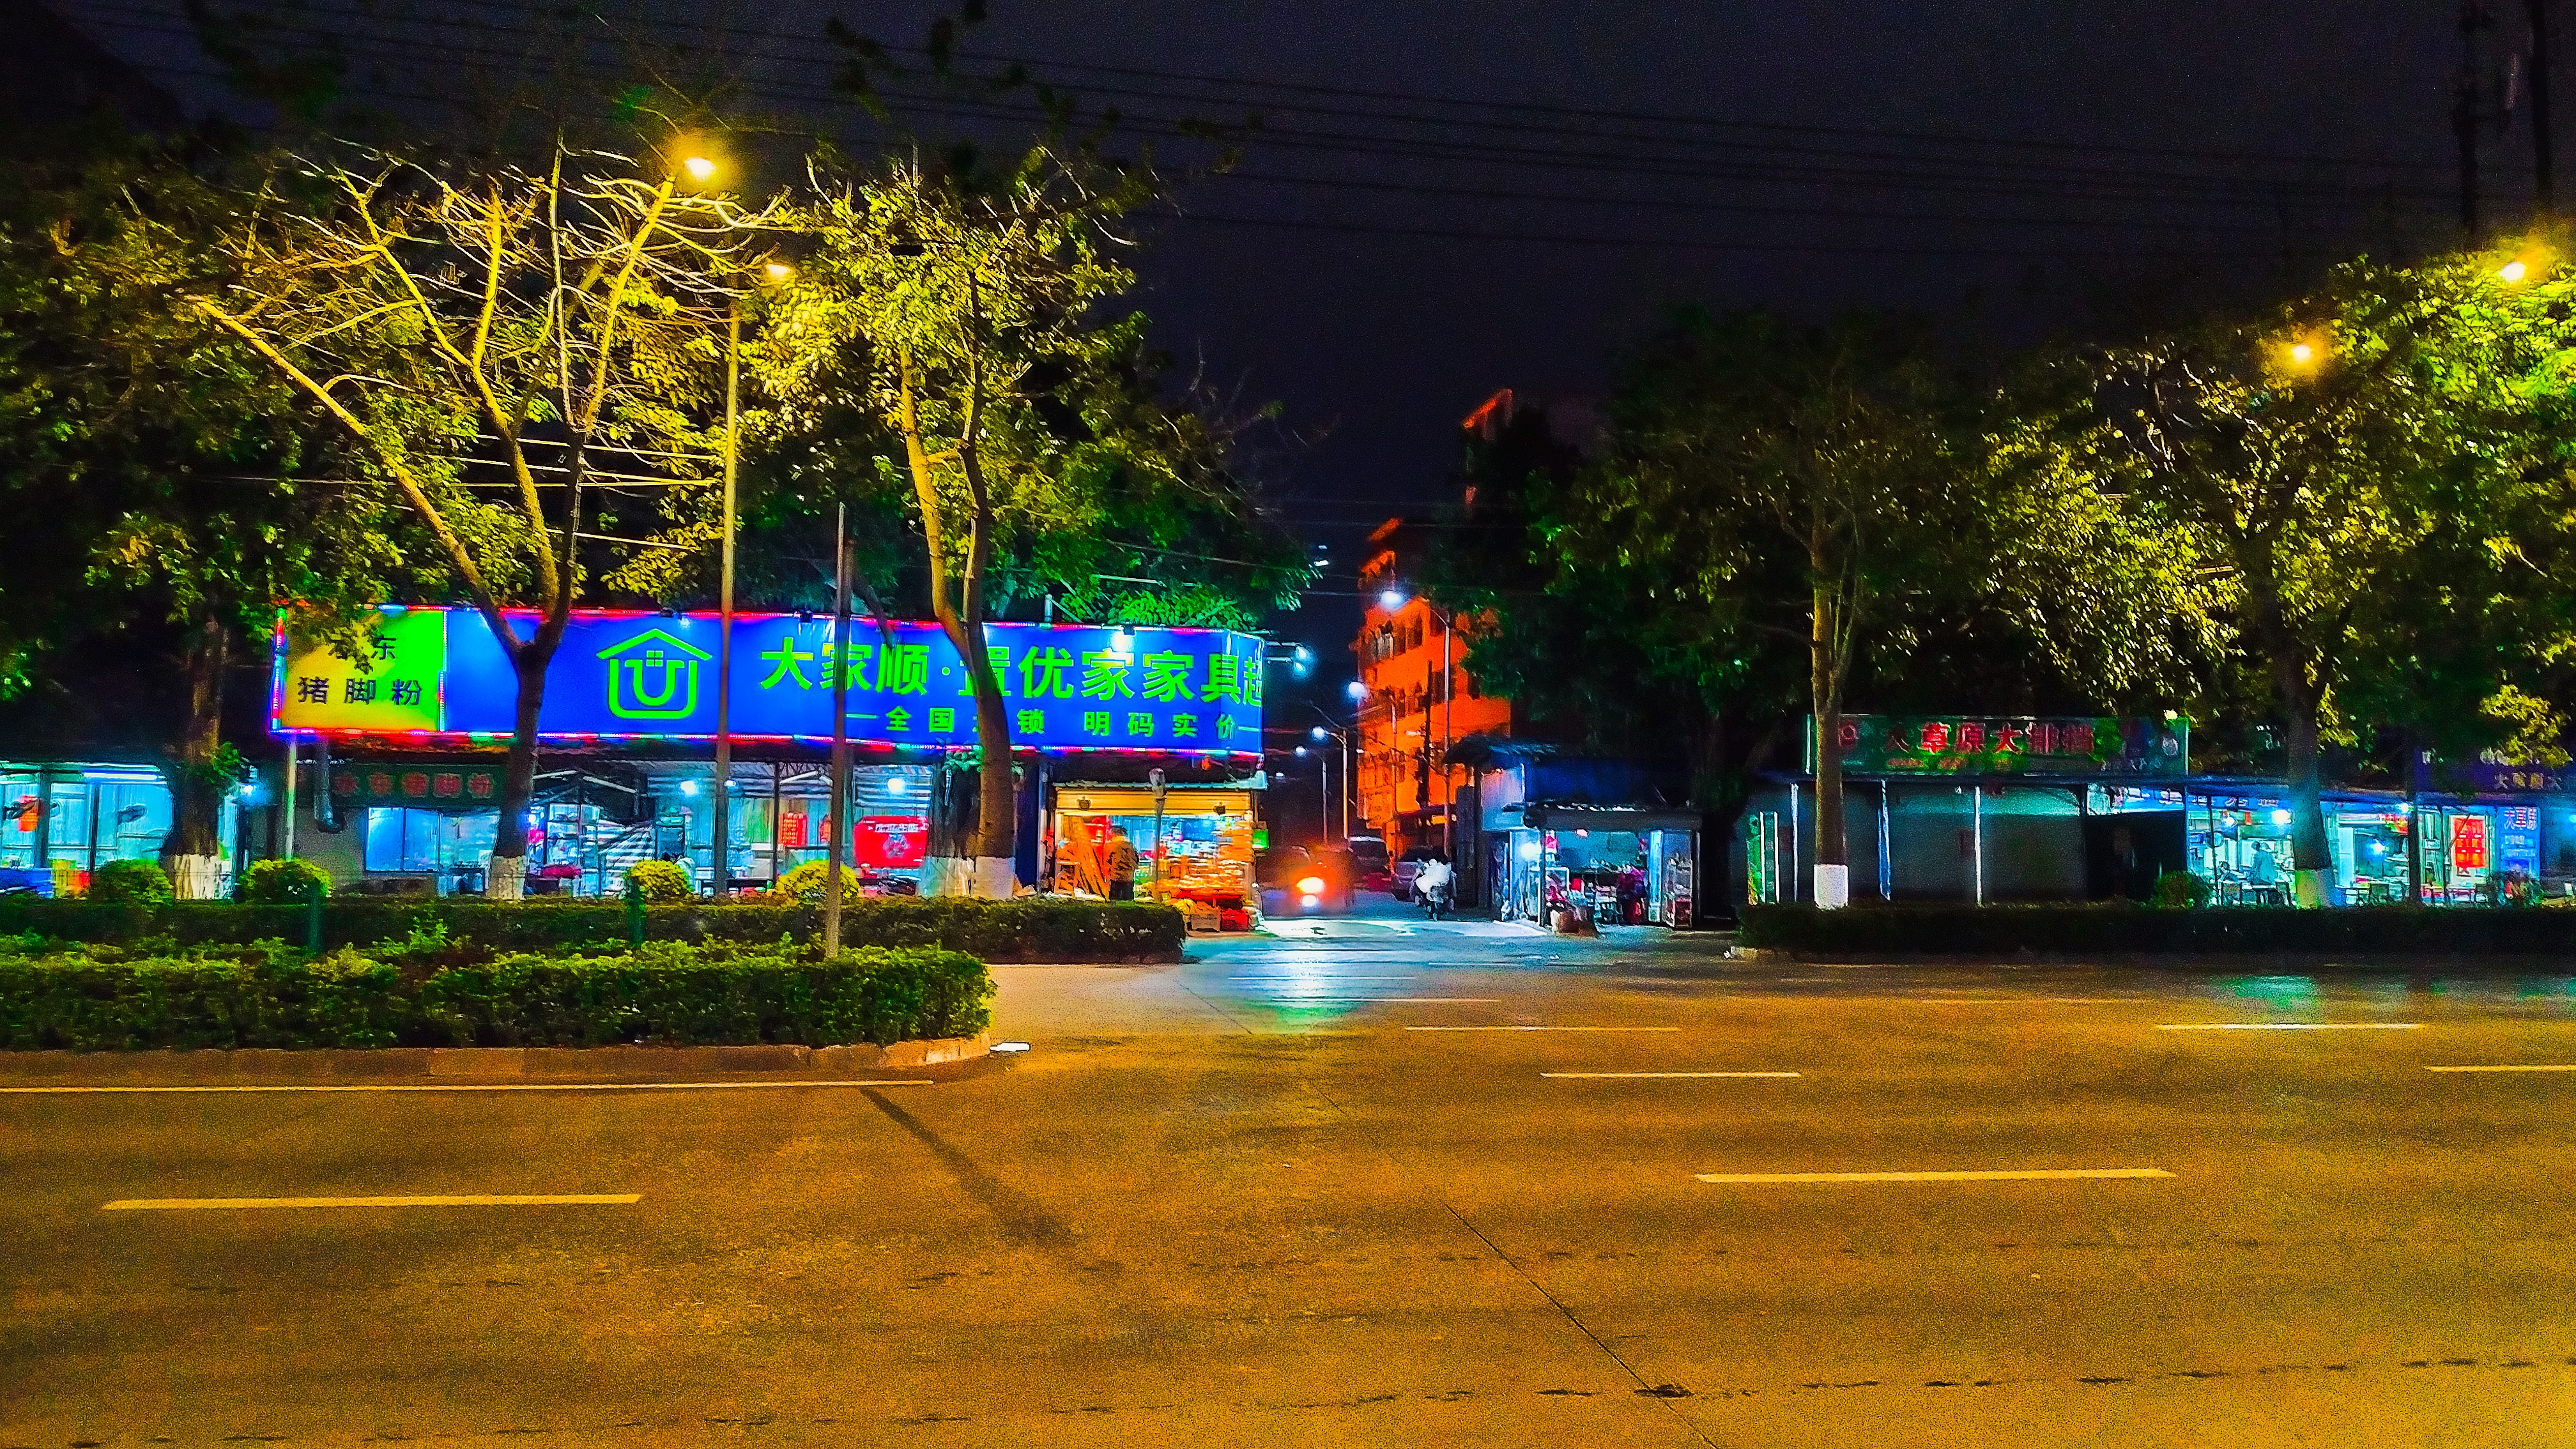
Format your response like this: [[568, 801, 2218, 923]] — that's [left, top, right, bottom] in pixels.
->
[[1260, 997, 1499, 1003], [1535, 1062, 1803, 1072], [1, 1080, 936, 1094], [2156, 1023, 2421, 1031], [1226, 976, 1418, 981], [1695, 1169, 2172, 1184], [2426, 1064, 2576, 1072], [1408, 1023, 1678, 1031], [103, 1195, 640, 1210]]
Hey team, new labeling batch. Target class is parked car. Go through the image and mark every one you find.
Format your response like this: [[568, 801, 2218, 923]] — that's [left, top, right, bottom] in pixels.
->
[[1256, 845, 1356, 917]]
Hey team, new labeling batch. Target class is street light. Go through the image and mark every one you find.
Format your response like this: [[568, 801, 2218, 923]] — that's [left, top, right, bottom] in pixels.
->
[[2500, 259, 2530, 282], [1375, 582, 1462, 858], [683, 155, 717, 183], [1344, 680, 1367, 701], [709, 255, 794, 898]]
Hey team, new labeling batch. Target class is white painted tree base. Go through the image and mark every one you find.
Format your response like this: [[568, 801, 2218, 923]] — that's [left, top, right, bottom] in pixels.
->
[[167, 854, 225, 900], [921, 857, 1022, 897], [1813, 864, 1850, 910], [486, 854, 528, 902]]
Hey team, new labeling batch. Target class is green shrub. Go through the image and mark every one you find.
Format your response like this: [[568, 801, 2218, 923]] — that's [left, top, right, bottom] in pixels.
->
[[88, 859, 171, 904], [624, 859, 695, 902], [0, 939, 990, 1051], [774, 860, 836, 903], [240, 857, 332, 903], [0, 893, 1182, 962], [1740, 902, 2576, 958], [2150, 871, 2212, 909]]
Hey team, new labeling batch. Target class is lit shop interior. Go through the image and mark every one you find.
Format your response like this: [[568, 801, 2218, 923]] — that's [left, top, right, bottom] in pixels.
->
[[2187, 793, 2542, 905], [1489, 808, 1699, 927], [1046, 782, 1259, 927], [319, 759, 938, 897], [0, 760, 219, 894]]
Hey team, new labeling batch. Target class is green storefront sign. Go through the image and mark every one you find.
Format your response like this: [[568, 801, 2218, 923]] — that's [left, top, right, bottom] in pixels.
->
[[1806, 715, 2188, 778]]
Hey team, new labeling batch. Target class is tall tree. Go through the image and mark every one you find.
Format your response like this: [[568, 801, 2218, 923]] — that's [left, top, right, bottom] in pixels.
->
[[0, 131, 405, 894], [194, 141, 765, 897], [762, 149, 1298, 891], [2097, 251, 2576, 903]]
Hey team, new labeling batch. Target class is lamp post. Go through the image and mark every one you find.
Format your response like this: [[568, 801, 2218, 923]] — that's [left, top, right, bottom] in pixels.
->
[[702, 226, 792, 899], [1378, 586, 1458, 858], [1309, 717, 1352, 842]]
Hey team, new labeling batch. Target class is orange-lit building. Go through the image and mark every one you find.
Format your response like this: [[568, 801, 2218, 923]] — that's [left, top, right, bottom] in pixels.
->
[[1354, 518, 1514, 857], [1350, 390, 1540, 857]]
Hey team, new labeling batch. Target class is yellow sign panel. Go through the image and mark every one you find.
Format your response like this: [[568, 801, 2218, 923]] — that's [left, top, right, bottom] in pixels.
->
[[275, 609, 447, 733]]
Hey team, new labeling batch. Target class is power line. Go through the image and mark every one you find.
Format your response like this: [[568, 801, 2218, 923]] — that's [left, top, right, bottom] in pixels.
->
[[66, 0, 2444, 177], [72, 1, 2446, 216]]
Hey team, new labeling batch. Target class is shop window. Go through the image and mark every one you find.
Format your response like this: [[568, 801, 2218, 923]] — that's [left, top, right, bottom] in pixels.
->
[[364, 807, 499, 874]]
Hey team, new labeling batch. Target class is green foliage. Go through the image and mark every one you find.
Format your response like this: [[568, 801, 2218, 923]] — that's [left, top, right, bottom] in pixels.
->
[[1741, 903, 2576, 956], [624, 859, 696, 903], [88, 859, 172, 904], [240, 857, 331, 903], [773, 860, 836, 903], [0, 894, 1183, 962], [2150, 871, 2212, 909], [0, 938, 990, 1051]]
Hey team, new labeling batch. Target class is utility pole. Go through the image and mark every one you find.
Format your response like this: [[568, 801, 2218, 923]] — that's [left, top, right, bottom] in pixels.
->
[[710, 298, 741, 898], [2536, 0, 2558, 213], [824, 503, 852, 956], [2464, 1, 2494, 245]]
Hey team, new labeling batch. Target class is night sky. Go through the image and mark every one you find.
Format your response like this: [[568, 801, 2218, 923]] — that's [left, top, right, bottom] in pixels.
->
[[43, 1, 2531, 813]]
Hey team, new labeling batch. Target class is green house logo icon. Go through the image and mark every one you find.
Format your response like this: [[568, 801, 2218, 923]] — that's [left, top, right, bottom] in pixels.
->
[[597, 629, 713, 721]]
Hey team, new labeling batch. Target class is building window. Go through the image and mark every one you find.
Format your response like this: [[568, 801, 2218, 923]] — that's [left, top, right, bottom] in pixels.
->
[[363, 807, 500, 873]]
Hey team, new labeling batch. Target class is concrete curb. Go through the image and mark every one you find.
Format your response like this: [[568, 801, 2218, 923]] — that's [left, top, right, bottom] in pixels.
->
[[0, 1034, 990, 1083]]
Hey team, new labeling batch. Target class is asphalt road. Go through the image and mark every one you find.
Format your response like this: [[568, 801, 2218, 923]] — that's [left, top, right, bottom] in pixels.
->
[[10, 920, 2576, 1446]]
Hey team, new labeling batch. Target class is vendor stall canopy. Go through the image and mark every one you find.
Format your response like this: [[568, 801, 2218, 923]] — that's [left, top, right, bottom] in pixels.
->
[[272, 607, 1266, 757]]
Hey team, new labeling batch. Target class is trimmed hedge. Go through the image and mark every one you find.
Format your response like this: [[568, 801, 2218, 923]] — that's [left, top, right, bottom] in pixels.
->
[[1740, 903, 2576, 958], [0, 938, 991, 1052], [0, 894, 1184, 962]]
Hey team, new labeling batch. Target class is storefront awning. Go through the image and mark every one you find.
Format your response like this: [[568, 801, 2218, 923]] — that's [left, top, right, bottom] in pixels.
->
[[1510, 803, 1701, 834]]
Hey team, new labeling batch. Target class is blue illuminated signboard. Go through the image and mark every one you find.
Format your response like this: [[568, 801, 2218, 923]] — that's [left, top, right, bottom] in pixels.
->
[[275, 608, 1264, 756]]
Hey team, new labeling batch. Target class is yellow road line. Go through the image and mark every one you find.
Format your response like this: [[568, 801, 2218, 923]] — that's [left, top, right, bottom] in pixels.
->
[[103, 1194, 640, 1210], [1696, 1169, 2172, 1184]]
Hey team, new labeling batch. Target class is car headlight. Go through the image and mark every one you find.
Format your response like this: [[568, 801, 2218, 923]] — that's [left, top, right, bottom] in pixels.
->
[[1297, 875, 1326, 894], [1300, 893, 1320, 907]]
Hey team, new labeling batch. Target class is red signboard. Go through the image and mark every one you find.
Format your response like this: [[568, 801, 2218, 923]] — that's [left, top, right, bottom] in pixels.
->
[[779, 809, 808, 850], [2451, 814, 2489, 870], [852, 815, 926, 869]]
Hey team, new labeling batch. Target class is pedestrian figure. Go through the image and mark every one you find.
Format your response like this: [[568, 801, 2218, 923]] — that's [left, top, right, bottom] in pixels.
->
[[1107, 827, 1139, 901]]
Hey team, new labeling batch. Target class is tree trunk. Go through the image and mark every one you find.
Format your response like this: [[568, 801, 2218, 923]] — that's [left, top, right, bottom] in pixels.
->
[[963, 612, 1018, 895], [1810, 571, 1850, 908], [2253, 593, 2335, 907], [160, 617, 230, 899], [484, 624, 560, 902], [1692, 710, 1781, 926]]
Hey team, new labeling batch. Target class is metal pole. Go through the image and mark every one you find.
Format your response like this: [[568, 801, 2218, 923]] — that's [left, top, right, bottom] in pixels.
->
[[1319, 748, 1330, 843], [2462, 1, 2490, 246], [1440, 606, 1455, 859], [1150, 767, 1168, 905], [1788, 781, 1800, 903], [2536, 0, 2558, 212], [1878, 779, 1891, 903], [825, 504, 852, 956], [281, 735, 298, 861], [1972, 785, 1986, 905], [712, 299, 740, 898]]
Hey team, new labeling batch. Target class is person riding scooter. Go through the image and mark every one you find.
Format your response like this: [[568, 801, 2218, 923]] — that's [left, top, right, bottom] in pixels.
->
[[1413, 854, 1455, 920]]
